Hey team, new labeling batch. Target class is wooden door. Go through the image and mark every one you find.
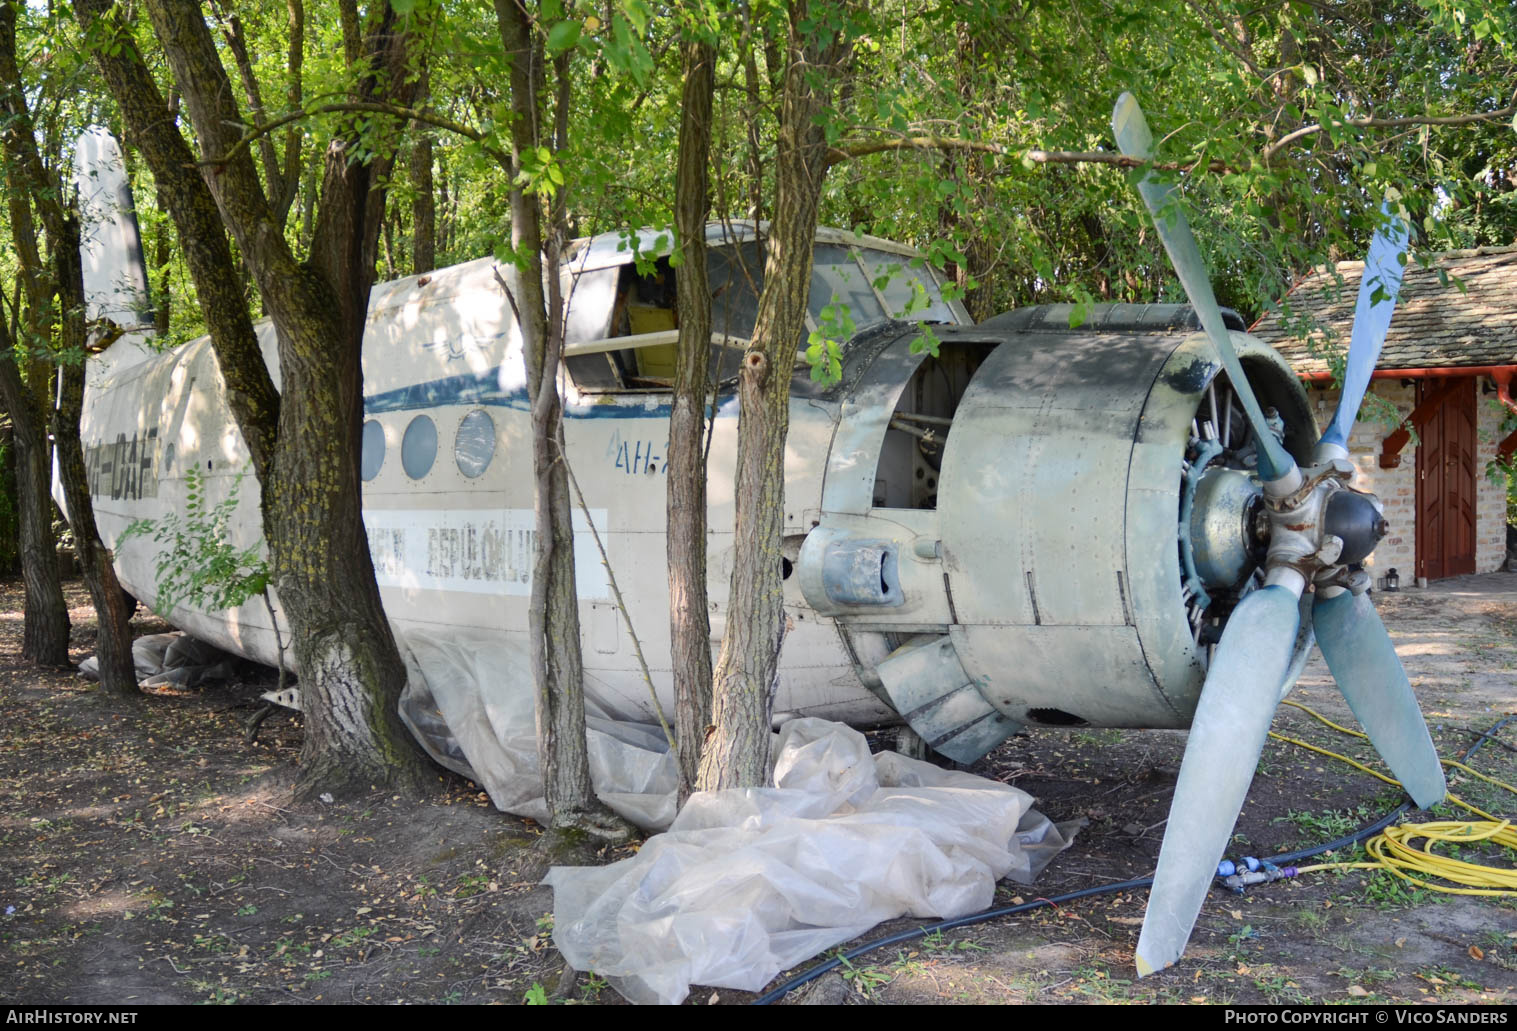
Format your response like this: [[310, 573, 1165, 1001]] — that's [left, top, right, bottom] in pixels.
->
[[1415, 377, 1477, 579]]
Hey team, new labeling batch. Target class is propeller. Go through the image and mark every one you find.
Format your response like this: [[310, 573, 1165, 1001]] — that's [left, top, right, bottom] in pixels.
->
[[1111, 92, 1295, 487], [1316, 202, 1410, 460], [1111, 92, 1446, 976]]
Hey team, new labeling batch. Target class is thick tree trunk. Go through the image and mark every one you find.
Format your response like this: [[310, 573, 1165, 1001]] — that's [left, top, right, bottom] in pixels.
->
[[697, 3, 847, 791], [129, 0, 430, 797], [669, 36, 716, 800], [0, 355, 69, 666]]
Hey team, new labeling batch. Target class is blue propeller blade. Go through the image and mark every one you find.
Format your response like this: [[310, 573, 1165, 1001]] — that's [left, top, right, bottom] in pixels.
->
[[1112, 92, 1296, 484], [1317, 202, 1409, 456], [1313, 590, 1446, 808], [1135, 585, 1302, 975]]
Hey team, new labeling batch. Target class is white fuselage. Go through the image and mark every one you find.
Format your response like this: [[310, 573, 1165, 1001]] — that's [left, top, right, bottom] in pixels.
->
[[72, 228, 960, 728]]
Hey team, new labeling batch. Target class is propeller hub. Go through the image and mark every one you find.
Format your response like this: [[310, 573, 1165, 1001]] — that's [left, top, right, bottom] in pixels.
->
[[1323, 489, 1388, 566]]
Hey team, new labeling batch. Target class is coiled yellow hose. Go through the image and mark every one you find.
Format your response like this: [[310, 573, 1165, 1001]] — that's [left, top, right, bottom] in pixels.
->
[[1267, 700, 1517, 895]]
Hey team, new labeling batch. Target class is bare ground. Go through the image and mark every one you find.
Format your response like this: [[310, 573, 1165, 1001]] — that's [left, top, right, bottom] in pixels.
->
[[0, 574, 1514, 1006]]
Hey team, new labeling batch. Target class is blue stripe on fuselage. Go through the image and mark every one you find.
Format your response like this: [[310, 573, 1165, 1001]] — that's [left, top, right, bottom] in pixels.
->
[[362, 367, 712, 419]]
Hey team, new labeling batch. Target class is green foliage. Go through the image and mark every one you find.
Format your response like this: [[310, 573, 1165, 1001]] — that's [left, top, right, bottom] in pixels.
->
[[805, 297, 854, 384], [119, 467, 268, 619]]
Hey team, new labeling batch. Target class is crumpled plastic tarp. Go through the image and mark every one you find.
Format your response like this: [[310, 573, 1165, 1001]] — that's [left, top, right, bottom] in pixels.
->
[[546, 719, 1080, 1005], [396, 629, 677, 830], [79, 631, 238, 687], [395, 632, 1079, 1005]]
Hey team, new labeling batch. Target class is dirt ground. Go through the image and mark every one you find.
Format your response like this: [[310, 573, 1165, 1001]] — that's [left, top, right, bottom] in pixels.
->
[[0, 574, 1514, 1006]]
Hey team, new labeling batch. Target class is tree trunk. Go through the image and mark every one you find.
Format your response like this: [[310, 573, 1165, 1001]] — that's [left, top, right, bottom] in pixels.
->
[[496, 0, 631, 840], [697, 2, 848, 791], [76, 0, 279, 482], [669, 35, 716, 801], [0, 4, 127, 685], [410, 65, 436, 275], [53, 225, 138, 696], [0, 352, 69, 666], [129, 0, 430, 797]]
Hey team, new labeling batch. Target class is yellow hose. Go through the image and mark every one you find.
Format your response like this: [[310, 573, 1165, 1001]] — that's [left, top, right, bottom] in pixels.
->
[[1266, 702, 1517, 896]]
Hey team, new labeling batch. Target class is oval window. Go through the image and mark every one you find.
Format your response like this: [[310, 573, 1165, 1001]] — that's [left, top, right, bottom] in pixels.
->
[[454, 409, 496, 478], [401, 415, 437, 480], [361, 419, 386, 481], [162, 442, 177, 475]]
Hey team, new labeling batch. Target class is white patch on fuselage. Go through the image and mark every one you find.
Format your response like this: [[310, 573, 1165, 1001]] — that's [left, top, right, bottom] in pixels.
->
[[362, 508, 611, 600]]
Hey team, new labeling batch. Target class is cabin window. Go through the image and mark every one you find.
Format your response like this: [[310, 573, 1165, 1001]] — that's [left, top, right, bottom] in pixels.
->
[[564, 246, 757, 394], [454, 409, 495, 478], [859, 251, 954, 323], [361, 420, 385, 481], [809, 245, 886, 329], [401, 415, 437, 480]]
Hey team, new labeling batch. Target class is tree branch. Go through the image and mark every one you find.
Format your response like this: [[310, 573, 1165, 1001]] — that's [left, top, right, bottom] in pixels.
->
[[199, 102, 508, 170], [826, 136, 1240, 174], [1261, 104, 1517, 163]]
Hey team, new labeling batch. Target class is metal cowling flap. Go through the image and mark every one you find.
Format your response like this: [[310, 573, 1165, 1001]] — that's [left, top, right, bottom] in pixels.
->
[[874, 635, 1022, 764]]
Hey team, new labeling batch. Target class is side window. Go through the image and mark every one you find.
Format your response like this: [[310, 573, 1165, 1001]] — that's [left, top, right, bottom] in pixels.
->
[[564, 258, 706, 392], [857, 250, 954, 323], [401, 414, 437, 480], [361, 419, 385, 481], [808, 244, 886, 332]]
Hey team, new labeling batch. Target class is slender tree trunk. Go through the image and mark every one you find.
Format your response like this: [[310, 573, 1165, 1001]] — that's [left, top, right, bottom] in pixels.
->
[[0, 4, 129, 687], [669, 35, 716, 801], [496, 0, 630, 839], [76, 0, 279, 480], [410, 65, 436, 275], [0, 352, 69, 666], [53, 221, 138, 696], [697, 2, 848, 791]]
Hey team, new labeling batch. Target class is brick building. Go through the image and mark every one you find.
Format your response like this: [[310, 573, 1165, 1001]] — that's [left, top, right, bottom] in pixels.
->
[[1250, 246, 1517, 582]]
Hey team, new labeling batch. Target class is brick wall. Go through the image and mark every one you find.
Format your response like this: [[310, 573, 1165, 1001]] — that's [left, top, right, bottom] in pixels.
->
[[1476, 384, 1509, 573], [1301, 377, 1508, 581]]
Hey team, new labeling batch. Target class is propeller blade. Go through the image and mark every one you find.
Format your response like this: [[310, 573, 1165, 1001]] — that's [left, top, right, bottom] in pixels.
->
[[1135, 585, 1302, 975], [1112, 93, 1295, 484], [1316, 203, 1410, 457], [1313, 589, 1446, 807]]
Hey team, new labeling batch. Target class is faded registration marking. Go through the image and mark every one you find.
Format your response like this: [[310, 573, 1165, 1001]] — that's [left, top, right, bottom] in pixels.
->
[[362, 508, 611, 600]]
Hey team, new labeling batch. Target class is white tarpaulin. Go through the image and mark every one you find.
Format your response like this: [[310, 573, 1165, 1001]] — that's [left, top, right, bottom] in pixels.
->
[[395, 632, 1078, 1004], [396, 629, 678, 829], [78, 631, 238, 687], [547, 719, 1078, 1005]]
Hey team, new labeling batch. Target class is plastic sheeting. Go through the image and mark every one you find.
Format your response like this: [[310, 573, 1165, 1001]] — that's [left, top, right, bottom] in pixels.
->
[[547, 719, 1079, 1005], [396, 633, 1079, 1005], [396, 630, 677, 830], [78, 631, 238, 687]]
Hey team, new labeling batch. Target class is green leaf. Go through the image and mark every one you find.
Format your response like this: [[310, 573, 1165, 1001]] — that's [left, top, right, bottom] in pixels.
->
[[546, 20, 581, 56], [389, 0, 415, 14]]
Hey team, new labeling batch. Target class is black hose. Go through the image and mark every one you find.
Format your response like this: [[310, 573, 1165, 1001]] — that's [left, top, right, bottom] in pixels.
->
[[751, 714, 1513, 1004]]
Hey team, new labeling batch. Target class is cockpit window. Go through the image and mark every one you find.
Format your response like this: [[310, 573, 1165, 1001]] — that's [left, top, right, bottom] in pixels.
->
[[562, 235, 965, 397]]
